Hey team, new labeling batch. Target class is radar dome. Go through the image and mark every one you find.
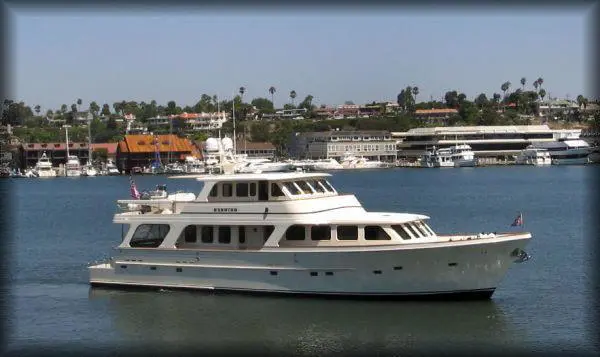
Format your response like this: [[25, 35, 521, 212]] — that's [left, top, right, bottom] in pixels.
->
[[222, 137, 234, 151], [205, 138, 219, 152]]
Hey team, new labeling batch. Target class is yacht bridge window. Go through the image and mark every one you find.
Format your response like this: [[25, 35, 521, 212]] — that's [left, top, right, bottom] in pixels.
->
[[130, 224, 170, 248]]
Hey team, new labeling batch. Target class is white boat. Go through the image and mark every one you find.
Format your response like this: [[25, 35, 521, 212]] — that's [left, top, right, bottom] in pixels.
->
[[165, 162, 186, 174], [65, 155, 81, 177], [237, 159, 294, 173], [339, 152, 388, 169], [184, 156, 206, 174], [106, 160, 121, 175], [89, 172, 532, 299], [311, 158, 344, 171], [420, 145, 477, 168], [81, 164, 98, 177], [34, 152, 57, 178], [515, 148, 551, 166], [527, 139, 591, 165]]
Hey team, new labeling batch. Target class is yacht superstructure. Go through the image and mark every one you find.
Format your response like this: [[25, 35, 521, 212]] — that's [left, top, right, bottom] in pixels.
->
[[527, 139, 591, 165], [34, 152, 57, 177], [515, 148, 551, 166], [89, 172, 531, 299]]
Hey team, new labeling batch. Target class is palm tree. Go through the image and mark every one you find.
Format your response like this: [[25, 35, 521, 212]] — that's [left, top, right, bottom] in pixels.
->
[[34, 105, 41, 116], [501, 81, 511, 99], [239, 87, 246, 102], [539, 88, 547, 102], [412, 86, 419, 104], [493, 93, 502, 111], [269, 86, 276, 108], [533, 80, 539, 92], [536, 77, 544, 91], [520, 77, 526, 90], [577, 94, 584, 108], [290, 90, 297, 106], [77, 98, 82, 112]]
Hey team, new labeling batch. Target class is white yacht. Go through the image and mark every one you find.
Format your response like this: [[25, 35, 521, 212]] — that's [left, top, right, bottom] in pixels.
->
[[106, 160, 121, 175], [311, 158, 344, 171], [89, 172, 531, 299], [527, 139, 591, 165], [65, 155, 82, 177], [184, 156, 206, 174], [237, 159, 294, 173], [81, 164, 98, 177], [34, 152, 57, 178], [339, 152, 388, 170], [420, 145, 477, 168], [515, 148, 551, 166]]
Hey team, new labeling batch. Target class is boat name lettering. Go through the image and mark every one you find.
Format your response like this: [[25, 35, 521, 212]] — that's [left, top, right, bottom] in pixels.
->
[[213, 207, 238, 212]]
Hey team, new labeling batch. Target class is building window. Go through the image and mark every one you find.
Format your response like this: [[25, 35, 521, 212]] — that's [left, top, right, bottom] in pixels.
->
[[337, 225, 358, 240], [130, 224, 170, 248]]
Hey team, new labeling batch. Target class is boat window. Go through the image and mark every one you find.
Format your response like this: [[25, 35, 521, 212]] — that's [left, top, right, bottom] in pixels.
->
[[130, 224, 170, 248], [201, 226, 214, 243], [285, 225, 306, 240], [239, 226, 246, 244], [391, 225, 411, 240], [311, 225, 331, 240], [249, 183, 257, 196], [296, 181, 314, 194], [364, 226, 391, 240], [283, 182, 301, 195], [405, 223, 422, 238], [209, 185, 218, 197], [309, 180, 325, 193], [218, 226, 231, 244], [236, 183, 249, 197], [271, 183, 285, 197], [264, 225, 275, 241], [422, 223, 436, 236], [415, 222, 431, 237], [222, 183, 233, 197], [183, 225, 197, 243], [321, 180, 335, 192], [337, 225, 358, 240]]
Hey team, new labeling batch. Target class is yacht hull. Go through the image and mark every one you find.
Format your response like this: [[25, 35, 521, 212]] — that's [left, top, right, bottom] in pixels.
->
[[89, 235, 528, 299]]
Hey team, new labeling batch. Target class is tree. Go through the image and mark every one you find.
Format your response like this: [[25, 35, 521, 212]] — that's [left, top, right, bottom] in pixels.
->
[[45, 109, 53, 118], [444, 90, 459, 108], [251, 97, 274, 112], [412, 87, 419, 104], [474, 93, 488, 109], [289, 90, 297, 106], [70, 104, 77, 113], [577, 95, 585, 108], [533, 79, 539, 92], [77, 98, 82, 111], [239, 87, 246, 102], [101, 103, 111, 116], [269, 86, 276, 108], [34, 105, 41, 116], [60, 104, 68, 114], [501, 81, 511, 99], [298, 95, 315, 114], [107, 116, 117, 130], [536, 77, 544, 91], [520, 77, 526, 90], [89, 101, 100, 117], [539, 88, 547, 101]]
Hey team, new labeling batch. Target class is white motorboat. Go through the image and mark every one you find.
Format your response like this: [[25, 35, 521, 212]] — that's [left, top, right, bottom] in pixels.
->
[[237, 159, 294, 173], [81, 164, 98, 177], [515, 148, 551, 166], [65, 155, 81, 177], [106, 160, 121, 175], [311, 158, 344, 171], [34, 152, 57, 178], [184, 156, 206, 174], [89, 172, 532, 299], [420, 145, 477, 168], [340, 152, 388, 169], [527, 139, 591, 165]]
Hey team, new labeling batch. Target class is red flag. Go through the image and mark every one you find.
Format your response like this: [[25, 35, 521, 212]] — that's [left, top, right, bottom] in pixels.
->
[[129, 175, 141, 199]]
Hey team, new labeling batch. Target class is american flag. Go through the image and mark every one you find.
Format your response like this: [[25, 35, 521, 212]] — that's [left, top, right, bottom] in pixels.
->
[[129, 175, 141, 199], [511, 212, 523, 227]]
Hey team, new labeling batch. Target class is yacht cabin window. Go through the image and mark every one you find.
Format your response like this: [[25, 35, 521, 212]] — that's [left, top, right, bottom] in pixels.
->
[[337, 225, 358, 240], [249, 183, 257, 196], [285, 225, 306, 240], [283, 182, 301, 195], [405, 223, 423, 238], [364, 226, 391, 240], [184, 225, 197, 243], [236, 183, 249, 197], [271, 183, 285, 197], [222, 183, 233, 197], [320, 180, 335, 192], [415, 222, 431, 237], [218, 226, 231, 244], [311, 225, 331, 240], [309, 180, 326, 193], [201, 226, 214, 243], [391, 225, 411, 240], [297, 181, 314, 194], [130, 224, 170, 248], [209, 185, 218, 197]]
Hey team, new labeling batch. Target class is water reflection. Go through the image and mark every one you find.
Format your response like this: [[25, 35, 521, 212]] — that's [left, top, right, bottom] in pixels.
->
[[89, 287, 523, 354]]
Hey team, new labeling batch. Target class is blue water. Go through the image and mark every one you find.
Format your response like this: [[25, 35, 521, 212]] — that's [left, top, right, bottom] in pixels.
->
[[4, 166, 599, 355]]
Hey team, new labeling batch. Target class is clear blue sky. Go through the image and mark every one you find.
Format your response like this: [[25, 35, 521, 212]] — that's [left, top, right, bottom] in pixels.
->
[[8, 6, 594, 113]]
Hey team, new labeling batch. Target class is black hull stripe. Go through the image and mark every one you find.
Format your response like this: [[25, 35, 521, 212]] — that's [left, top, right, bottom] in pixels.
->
[[89, 283, 495, 300]]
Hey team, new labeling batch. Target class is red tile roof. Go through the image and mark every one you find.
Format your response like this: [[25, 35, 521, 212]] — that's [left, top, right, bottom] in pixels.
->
[[91, 143, 118, 154], [119, 134, 200, 156], [22, 142, 88, 151]]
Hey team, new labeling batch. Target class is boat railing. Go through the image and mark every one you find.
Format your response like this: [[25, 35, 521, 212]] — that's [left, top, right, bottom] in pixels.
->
[[116, 198, 188, 215]]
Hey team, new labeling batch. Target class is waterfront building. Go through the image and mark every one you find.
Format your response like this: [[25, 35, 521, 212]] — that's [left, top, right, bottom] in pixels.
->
[[288, 130, 397, 162], [90, 143, 118, 163], [235, 140, 276, 160], [19, 142, 91, 170], [116, 134, 201, 173], [393, 125, 582, 161]]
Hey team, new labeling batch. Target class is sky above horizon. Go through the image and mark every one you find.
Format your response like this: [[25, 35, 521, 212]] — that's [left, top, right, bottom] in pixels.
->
[[9, 6, 595, 113]]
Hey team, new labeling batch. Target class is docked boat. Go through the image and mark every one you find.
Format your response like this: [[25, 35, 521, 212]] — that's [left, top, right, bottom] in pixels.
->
[[527, 139, 591, 165], [339, 152, 388, 170], [106, 160, 121, 175], [184, 156, 206, 174], [515, 148, 551, 166], [34, 152, 57, 177], [311, 158, 344, 171], [89, 172, 531, 299], [65, 155, 82, 177], [81, 164, 98, 177], [420, 145, 477, 168], [237, 159, 294, 173]]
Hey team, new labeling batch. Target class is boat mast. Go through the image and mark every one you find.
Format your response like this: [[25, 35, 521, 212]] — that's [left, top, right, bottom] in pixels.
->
[[232, 91, 236, 156], [87, 118, 92, 166], [64, 125, 70, 177]]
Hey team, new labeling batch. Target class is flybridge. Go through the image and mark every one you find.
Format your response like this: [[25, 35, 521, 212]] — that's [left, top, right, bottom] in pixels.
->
[[169, 172, 334, 182]]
